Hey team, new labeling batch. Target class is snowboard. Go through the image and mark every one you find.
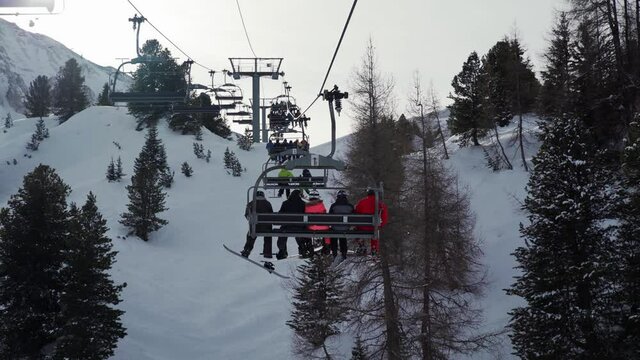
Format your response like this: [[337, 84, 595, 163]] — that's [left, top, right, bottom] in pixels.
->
[[223, 244, 290, 279]]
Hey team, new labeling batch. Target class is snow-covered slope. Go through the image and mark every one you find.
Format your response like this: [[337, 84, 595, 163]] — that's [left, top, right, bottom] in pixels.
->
[[0, 107, 540, 359], [0, 18, 126, 117]]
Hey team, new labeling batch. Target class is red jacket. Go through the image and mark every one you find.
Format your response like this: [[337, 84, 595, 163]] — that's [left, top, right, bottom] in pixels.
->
[[305, 199, 330, 230], [355, 195, 388, 231]]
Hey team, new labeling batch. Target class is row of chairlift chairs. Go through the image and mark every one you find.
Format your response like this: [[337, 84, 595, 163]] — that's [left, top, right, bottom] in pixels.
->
[[107, 15, 383, 243], [248, 86, 384, 243]]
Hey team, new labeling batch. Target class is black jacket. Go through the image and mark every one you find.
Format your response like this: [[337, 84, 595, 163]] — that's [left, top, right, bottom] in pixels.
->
[[329, 196, 354, 231], [245, 196, 273, 231], [278, 190, 306, 230]]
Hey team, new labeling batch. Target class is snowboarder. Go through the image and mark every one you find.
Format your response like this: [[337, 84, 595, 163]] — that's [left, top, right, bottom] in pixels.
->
[[276, 189, 306, 260], [305, 190, 330, 256], [298, 168, 313, 197], [277, 167, 294, 198], [241, 191, 274, 258], [266, 140, 274, 159], [354, 188, 388, 256], [329, 190, 354, 260]]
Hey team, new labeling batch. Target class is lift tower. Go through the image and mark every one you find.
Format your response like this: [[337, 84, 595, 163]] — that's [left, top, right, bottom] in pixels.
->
[[228, 58, 284, 142]]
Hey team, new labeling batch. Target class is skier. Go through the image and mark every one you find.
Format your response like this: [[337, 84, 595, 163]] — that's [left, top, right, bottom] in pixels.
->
[[241, 190, 274, 258], [329, 190, 354, 260], [354, 188, 388, 256], [299, 168, 313, 197], [305, 190, 331, 256], [277, 167, 294, 198], [266, 139, 274, 160], [275, 189, 306, 260]]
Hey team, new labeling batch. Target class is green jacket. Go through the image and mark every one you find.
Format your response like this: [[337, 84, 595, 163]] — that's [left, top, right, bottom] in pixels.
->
[[278, 169, 294, 178]]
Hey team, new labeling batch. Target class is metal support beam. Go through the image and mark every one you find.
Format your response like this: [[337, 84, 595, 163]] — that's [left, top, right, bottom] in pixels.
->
[[261, 106, 268, 142], [252, 75, 260, 142]]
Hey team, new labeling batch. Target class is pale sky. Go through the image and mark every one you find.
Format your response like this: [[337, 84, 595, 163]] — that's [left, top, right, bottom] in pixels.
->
[[2, 0, 568, 144]]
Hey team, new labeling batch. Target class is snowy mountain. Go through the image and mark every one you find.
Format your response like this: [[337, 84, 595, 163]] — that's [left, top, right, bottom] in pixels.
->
[[0, 18, 126, 117], [0, 105, 539, 359]]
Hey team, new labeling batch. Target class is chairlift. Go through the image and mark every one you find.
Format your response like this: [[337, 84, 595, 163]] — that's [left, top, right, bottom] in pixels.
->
[[109, 15, 189, 105], [213, 83, 244, 102], [246, 85, 381, 239]]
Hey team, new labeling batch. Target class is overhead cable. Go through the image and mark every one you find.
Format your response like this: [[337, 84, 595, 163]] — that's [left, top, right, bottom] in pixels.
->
[[126, 0, 214, 72], [235, 0, 258, 58], [297, 0, 358, 119]]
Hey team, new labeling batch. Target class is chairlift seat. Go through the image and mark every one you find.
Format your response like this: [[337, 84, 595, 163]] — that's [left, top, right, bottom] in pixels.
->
[[253, 213, 377, 239], [110, 92, 187, 103], [263, 176, 327, 188]]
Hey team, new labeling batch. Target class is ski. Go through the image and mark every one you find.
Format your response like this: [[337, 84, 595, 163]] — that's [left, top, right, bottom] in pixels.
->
[[223, 244, 290, 279]]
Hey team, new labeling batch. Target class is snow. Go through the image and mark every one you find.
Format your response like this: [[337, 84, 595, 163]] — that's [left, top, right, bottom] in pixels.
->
[[0, 107, 541, 359]]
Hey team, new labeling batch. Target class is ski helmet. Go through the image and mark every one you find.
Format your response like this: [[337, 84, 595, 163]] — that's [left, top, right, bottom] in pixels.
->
[[337, 190, 347, 197], [309, 190, 320, 199]]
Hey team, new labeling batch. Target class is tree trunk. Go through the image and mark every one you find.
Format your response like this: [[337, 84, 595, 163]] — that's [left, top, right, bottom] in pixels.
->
[[380, 238, 403, 359], [518, 113, 528, 172], [433, 111, 449, 159], [420, 111, 433, 360], [494, 123, 512, 170]]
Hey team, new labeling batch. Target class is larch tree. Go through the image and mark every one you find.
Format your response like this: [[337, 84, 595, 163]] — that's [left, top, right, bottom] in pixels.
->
[[341, 38, 405, 359]]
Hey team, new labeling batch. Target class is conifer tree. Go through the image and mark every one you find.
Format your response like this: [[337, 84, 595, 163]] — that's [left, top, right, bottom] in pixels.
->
[[231, 159, 243, 177], [24, 75, 52, 119], [181, 161, 193, 177], [507, 118, 617, 358], [53, 58, 89, 123], [106, 158, 117, 181], [224, 147, 233, 169], [35, 118, 50, 140], [236, 128, 253, 151], [205, 149, 212, 163], [127, 40, 186, 130], [287, 255, 347, 359], [120, 127, 169, 241], [4, 113, 13, 129], [0, 165, 70, 358], [115, 156, 124, 180], [448, 52, 486, 146], [193, 142, 205, 159], [540, 12, 573, 119], [97, 82, 113, 106], [197, 93, 231, 138], [351, 337, 369, 360], [615, 118, 640, 355], [56, 193, 126, 359]]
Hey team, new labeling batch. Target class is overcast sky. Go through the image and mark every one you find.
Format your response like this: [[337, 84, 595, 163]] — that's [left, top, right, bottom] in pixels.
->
[[2, 0, 568, 144]]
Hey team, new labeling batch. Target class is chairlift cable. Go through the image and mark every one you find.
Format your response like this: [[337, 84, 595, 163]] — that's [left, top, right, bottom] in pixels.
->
[[296, 0, 358, 119], [125, 0, 214, 72], [235, 0, 258, 58]]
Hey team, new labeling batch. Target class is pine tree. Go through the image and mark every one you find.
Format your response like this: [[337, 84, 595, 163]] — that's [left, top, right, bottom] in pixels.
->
[[52, 58, 89, 123], [97, 82, 113, 106], [351, 337, 369, 360], [540, 12, 573, 119], [115, 156, 124, 180], [236, 128, 253, 151], [0, 165, 70, 358], [181, 162, 193, 177], [106, 158, 117, 181], [447, 51, 486, 146], [26, 133, 40, 151], [615, 117, 640, 355], [193, 142, 205, 159], [197, 93, 231, 138], [4, 113, 13, 129], [231, 159, 243, 177], [24, 75, 51, 119], [507, 118, 618, 358], [223, 147, 233, 169], [127, 40, 186, 130], [55, 193, 126, 359], [120, 127, 169, 241], [287, 255, 347, 359], [35, 118, 50, 140]]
